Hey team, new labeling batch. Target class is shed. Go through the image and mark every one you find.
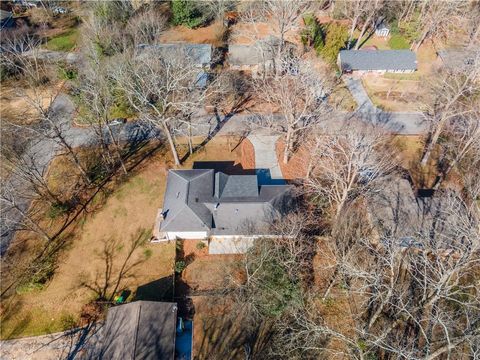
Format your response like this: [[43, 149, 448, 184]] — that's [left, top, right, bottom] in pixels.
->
[[375, 22, 390, 37]]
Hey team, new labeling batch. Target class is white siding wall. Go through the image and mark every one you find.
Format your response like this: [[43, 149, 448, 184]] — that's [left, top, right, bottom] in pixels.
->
[[165, 231, 208, 240]]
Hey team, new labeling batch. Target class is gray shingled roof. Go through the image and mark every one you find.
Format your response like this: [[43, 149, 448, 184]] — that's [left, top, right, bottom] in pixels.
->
[[160, 169, 291, 235], [228, 36, 293, 66], [438, 49, 478, 70], [137, 43, 212, 66], [100, 301, 177, 360], [367, 176, 467, 248], [339, 50, 417, 71]]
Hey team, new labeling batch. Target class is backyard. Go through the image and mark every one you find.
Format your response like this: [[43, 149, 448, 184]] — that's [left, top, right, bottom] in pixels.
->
[[0, 135, 254, 339]]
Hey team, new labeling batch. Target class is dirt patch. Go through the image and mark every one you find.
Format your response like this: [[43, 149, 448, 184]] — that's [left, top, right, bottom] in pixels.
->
[[159, 21, 226, 46], [182, 255, 240, 292], [276, 140, 309, 181]]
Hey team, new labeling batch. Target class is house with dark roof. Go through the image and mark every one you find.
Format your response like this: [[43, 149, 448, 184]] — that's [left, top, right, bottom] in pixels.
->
[[437, 49, 479, 73], [137, 43, 213, 88], [227, 36, 296, 76], [96, 301, 193, 360], [338, 50, 417, 74], [155, 169, 292, 251], [366, 175, 468, 252]]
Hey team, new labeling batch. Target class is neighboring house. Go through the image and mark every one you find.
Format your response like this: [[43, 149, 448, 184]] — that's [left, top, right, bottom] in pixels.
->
[[96, 301, 193, 360], [137, 43, 213, 88], [374, 22, 390, 37], [366, 175, 466, 251], [227, 36, 296, 76], [0, 10, 14, 29], [338, 50, 417, 74], [437, 49, 479, 72], [156, 169, 292, 251]]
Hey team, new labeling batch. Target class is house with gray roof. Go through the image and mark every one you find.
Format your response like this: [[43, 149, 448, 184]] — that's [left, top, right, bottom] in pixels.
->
[[438, 49, 479, 73], [227, 36, 296, 76], [137, 43, 212, 87], [338, 50, 417, 74], [97, 301, 179, 360], [156, 169, 292, 247]]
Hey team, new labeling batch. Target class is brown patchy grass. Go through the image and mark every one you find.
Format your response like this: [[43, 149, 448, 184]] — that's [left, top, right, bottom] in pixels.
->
[[391, 135, 440, 188], [276, 140, 309, 181], [362, 76, 425, 112], [0, 135, 252, 339], [159, 21, 226, 46], [1, 147, 176, 339]]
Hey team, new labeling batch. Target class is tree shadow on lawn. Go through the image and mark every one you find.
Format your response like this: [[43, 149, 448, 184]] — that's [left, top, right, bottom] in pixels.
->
[[77, 228, 152, 303]]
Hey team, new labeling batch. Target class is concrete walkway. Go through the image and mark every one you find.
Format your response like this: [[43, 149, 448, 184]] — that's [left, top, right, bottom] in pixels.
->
[[247, 134, 285, 185]]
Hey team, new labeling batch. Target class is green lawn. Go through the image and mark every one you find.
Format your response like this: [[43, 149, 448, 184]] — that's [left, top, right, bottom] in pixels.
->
[[45, 28, 79, 52], [388, 34, 410, 49]]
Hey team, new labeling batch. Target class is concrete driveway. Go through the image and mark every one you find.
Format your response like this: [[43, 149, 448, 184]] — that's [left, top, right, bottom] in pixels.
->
[[247, 134, 285, 185], [343, 76, 376, 112]]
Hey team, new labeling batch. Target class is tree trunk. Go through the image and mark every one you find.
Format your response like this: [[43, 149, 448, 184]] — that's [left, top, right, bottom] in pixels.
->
[[354, 15, 373, 50], [283, 129, 293, 164], [421, 117, 444, 166], [188, 122, 193, 155], [414, 28, 429, 52], [106, 123, 127, 175], [347, 16, 359, 49], [162, 121, 181, 166]]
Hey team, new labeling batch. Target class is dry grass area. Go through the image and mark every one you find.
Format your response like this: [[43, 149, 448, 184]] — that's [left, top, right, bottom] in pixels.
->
[[229, 19, 301, 45], [0, 81, 63, 125], [1, 148, 176, 339], [360, 34, 391, 50], [391, 135, 441, 189], [159, 21, 226, 46], [362, 76, 425, 112], [0, 135, 253, 340], [276, 140, 309, 181]]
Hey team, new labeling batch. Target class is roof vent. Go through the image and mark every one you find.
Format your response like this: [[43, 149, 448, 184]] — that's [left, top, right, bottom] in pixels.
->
[[176, 191, 180, 198]]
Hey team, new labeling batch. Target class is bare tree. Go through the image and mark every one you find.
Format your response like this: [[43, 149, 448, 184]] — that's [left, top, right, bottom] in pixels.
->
[[305, 121, 396, 219], [0, 36, 90, 180], [253, 57, 332, 164], [113, 48, 213, 166], [273, 194, 480, 359], [413, 1, 469, 51], [125, 8, 168, 45], [421, 56, 480, 166], [353, 0, 384, 50], [239, 0, 310, 67], [433, 105, 480, 189]]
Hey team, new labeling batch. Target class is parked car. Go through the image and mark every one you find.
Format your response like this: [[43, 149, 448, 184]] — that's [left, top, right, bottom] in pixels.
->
[[109, 118, 127, 126]]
